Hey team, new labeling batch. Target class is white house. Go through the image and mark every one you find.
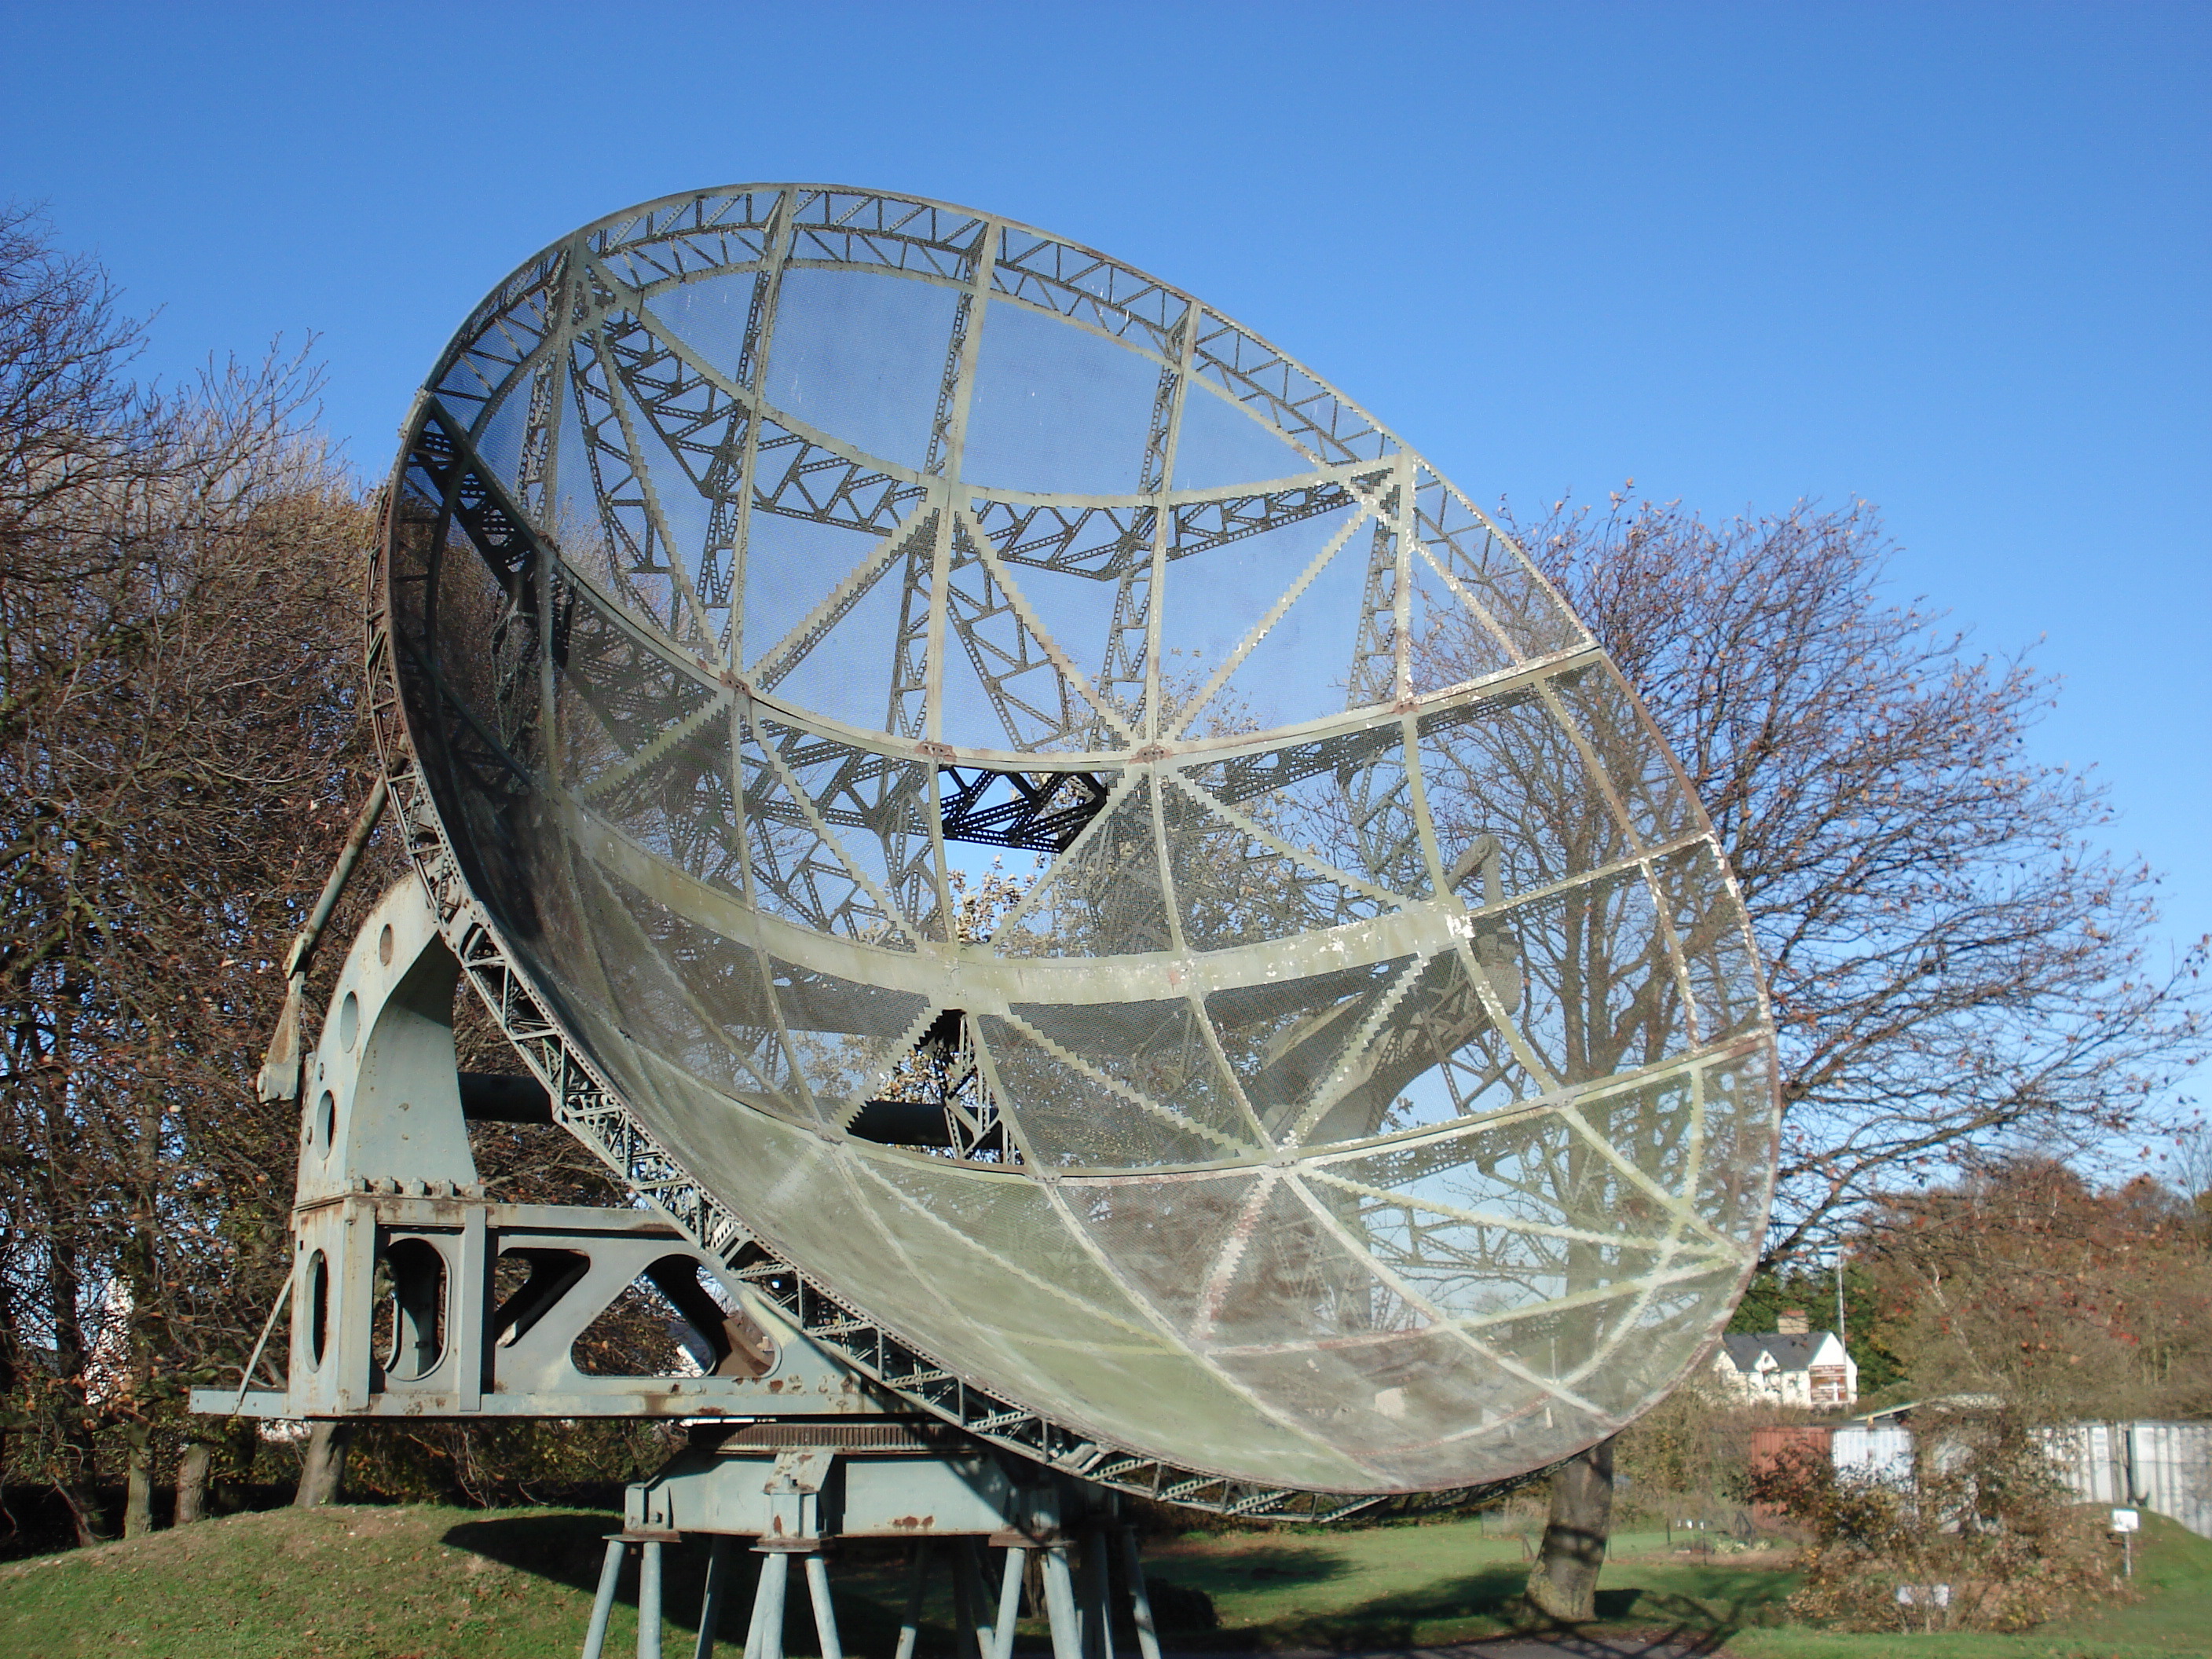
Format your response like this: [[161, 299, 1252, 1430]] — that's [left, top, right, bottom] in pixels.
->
[[1709, 1308, 1858, 1410]]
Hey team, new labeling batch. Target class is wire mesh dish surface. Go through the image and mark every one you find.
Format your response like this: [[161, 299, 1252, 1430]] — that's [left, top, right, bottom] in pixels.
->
[[381, 185, 1778, 1495]]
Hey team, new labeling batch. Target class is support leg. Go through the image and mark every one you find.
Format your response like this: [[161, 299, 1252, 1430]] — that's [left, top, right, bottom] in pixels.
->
[[639, 1540, 665, 1659], [696, 1536, 734, 1659], [583, 1538, 627, 1659], [1042, 1543, 1082, 1659], [745, 1551, 790, 1659], [959, 1540, 997, 1659], [1098, 1531, 1119, 1659], [993, 1547, 1027, 1659], [804, 1553, 844, 1659], [894, 1542, 929, 1659], [741, 1551, 773, 1659], [953, 1551, 976, 1659], [1081, 1530, 1111, 1659], [1093, 1530, 1115, 1659], [1118, 1528, 1161, 1659]]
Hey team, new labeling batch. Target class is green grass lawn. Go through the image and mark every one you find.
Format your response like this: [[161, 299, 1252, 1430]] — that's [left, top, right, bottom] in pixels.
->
[[0, 1503, 2203, 1658], [1716, 1511, 2212, 1659], [1138, 1520, 1801, 1648]]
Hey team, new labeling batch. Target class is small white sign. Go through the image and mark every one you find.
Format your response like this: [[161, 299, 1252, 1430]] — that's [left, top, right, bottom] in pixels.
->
[[2111, 1507, 2141, 1533]]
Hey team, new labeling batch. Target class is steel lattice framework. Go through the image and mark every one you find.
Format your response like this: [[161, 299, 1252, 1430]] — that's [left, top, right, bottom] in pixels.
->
[[372, 185, 1779, 1505]]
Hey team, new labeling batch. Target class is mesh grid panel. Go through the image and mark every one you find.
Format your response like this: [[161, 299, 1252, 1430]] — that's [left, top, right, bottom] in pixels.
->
[[380, 185, 1779, 1495]]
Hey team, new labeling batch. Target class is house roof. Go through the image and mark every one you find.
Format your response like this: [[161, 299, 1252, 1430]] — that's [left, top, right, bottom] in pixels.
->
[[1844, 1392, 2001, 1424], [1717, 1331, 1835, 1373]]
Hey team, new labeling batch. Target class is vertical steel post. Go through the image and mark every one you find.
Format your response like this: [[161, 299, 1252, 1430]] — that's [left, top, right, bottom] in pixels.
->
[[1118, 1527, 1160, 1659], [993, 1547, 1027, 1659], [1099, 1529, 1119, 1659], [583, 1538, 627, 1659], [952, 1544, 976, 1659], [804, 1553, 844, 1659], [639, 1540, 665, 1659], [1079, 1529, 1111, 1659], [454, 1205, 486, 1412], [745, 1551, 790, 1659], [894, 1542, 929, 1659], [1042, 1543, 1082, 1659], [695, 1536, 733, 1659], [959, 1540, 997, 1659], [742, 1550, 773, 1659]]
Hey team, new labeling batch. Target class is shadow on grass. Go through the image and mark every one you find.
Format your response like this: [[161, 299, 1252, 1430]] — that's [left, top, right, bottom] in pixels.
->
[[444, 1512, 1011, 1654], [446, 1512, 738, 1646], [1153, 1564, 1791, 1656], [1154, 1542, 1354, 1593], [444, 1512, 635, 1602], [444, 1516, 1785, 1657]]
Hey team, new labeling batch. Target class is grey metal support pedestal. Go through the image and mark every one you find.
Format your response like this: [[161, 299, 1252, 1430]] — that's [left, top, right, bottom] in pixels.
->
[[588, 1422, 1167, 1659], [182, 877, 1180, 1659], [584, 1530, 679, 1659]]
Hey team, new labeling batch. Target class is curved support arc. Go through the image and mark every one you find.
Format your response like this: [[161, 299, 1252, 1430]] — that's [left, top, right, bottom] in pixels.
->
[[738, 646, 1611, 775], [296, 877, 478, 1206], [427, 185, 1525, 642], [401, 409, 1602, 780], [568, 804, 1481, 1012]]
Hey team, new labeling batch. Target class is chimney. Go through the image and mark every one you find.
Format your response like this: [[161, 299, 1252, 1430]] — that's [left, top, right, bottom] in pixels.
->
[[1777, 1308, 1809, 1336]]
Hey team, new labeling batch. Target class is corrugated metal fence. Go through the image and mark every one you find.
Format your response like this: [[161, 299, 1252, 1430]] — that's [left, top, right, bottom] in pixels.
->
[[1826, 1419, 2212, 1538], [2041, 1421, 2212, 1538], [1832, 1420, 1915, 1482]]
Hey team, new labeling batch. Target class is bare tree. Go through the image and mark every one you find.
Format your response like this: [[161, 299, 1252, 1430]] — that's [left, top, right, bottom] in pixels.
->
[[0, 206, 372, 1540], [1417, 493, 2207, 1619], [1453, 495, 2206, 1265]]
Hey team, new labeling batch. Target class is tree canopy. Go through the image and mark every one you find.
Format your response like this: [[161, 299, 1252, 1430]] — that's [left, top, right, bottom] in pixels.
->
[[1494, 495, 2206, 1263]]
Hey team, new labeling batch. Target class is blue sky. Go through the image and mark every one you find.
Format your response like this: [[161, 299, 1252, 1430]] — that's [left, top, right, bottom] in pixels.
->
[[5, 2, 2206, 968]]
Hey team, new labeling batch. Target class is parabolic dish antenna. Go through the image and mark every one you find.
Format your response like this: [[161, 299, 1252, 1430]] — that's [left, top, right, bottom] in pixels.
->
[[372, 185, 1778, 1500]]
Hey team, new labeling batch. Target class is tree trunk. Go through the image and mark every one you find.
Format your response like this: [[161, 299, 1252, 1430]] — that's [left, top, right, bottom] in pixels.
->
[[53, 1477, 105, 1548], [123, 1423, 154, 1538], [0, 1221, 17, 1479], [42, 1075, 106, 1547], [121, 1089, 162, 1547], [226, 1416, 261, 1511], [1525, 1435, 1615, 1623], [294, 1420, 356, 1507], [174, 1441, 212, 1525]]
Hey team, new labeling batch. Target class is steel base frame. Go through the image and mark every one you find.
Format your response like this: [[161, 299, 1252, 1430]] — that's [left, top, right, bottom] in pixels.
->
[[190, 876, 905, 1423], [582, 1429, 1162, 1659]]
